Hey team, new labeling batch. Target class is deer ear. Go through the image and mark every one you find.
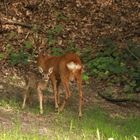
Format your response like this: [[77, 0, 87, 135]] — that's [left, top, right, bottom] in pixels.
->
[[38, 66, 43, 73]]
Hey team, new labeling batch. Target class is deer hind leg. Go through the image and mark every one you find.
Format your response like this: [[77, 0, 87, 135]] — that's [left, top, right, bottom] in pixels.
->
[[76, 74, 83, 117], [51, 78, 59, 109], [60, 79, 71, 112]]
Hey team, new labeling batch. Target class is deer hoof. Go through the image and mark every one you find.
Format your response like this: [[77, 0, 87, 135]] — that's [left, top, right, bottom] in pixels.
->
[[40, 110, 43, 114], [59, 106, 64, 112], [68, 93, 71, 97], [55, 104, 59, 109], [22, 105, 25, 110], [79, 113, 82, 118]]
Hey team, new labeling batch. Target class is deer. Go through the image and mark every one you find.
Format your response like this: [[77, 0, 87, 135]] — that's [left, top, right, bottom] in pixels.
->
[[37, 51, 83, 117], [22, 67, 53, 114]]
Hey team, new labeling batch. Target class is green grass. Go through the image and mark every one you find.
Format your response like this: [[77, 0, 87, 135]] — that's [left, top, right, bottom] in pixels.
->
[[0, 99, 139, 140], [0, 129, 46, 140]]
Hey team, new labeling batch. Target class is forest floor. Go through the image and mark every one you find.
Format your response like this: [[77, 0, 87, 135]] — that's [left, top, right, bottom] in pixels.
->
[[0, 70, 140, 139], [0, 0, 140, 139]]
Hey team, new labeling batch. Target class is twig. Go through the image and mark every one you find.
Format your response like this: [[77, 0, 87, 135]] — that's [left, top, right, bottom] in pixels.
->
[[3, 20, 46, 34], [4, 21, 33, 29], [126, 46, 140, 60], [25, 32, 30, 40], [3, 0, 8, 16]]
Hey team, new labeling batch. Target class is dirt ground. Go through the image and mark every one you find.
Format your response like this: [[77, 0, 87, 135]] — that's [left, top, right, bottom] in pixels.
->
[[0, 70, 140, 135]]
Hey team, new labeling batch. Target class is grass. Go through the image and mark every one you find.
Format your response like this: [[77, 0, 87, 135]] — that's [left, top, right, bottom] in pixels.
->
[[0, 99, 139, 140]]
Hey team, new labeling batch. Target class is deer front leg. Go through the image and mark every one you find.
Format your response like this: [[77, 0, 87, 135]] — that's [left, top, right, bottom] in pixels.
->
[[60, 79, 71, 112], [22, 88, 30, 109], [37, 84, 44, 114]]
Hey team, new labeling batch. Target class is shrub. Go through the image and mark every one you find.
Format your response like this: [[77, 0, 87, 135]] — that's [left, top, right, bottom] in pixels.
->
[[85, 38, 140, 94]]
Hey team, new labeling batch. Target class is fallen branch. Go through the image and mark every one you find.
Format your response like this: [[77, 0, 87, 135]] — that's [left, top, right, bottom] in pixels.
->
[[98, 92, 140, 104], [3, 21, 33, 29]]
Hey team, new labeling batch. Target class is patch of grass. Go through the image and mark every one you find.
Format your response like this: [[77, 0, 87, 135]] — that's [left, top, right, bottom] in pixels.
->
[[0, 99, 20, 110], [0, 99, 139, 140], [81, 107, 140, 139], [0, 127, 48, 140], [49, 106, 140, 140]]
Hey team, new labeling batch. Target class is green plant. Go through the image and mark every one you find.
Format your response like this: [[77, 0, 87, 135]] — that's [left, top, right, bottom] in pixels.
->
[[80, 45, 94, 63], [51, 47, 63, 56], [82, 72, 89, 84], [64, 40, 80, 54], [0, 53, 4, 60], [24, 40, 32, 49], [67, 40, 76, 49], [126, 40, 140, 60], [85, 38, 140, 94], [7, 40, 34, 65], [47, 24, 63, 47], [56, 12, 68, 21], [9, 50, 29, 65], [88, 57, 127, 79], [122, 40, 140, 93]]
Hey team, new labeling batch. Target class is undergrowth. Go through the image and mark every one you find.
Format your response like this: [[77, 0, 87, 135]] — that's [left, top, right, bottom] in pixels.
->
[[82, 38, 140, 95]]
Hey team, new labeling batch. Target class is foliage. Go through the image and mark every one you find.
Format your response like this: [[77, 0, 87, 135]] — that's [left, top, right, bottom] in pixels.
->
[[0, 53, 4, 60], [8, 40, 33, 66], [122, 40, 140, 93], [9, 50, 29, 65], [51, 47, 63, 56], [88, 57, 127, 77], [24, 40, 32, 49], [47, 24, 63, 47], [82, 72, 89, 84], [85, 38, 140, 94], [56, 12, 68, 22], [65, 40, 80, 54]]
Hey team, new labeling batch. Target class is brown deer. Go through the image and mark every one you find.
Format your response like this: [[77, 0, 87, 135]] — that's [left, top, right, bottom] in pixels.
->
[[37, 51, 83, 117], [22, 67, 53, 114]]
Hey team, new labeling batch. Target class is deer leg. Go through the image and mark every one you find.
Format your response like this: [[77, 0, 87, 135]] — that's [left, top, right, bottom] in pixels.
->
[[51, 78, 59, 109], [37, 84, 44, 114], [60, 79, 70, 111], [22, 88, 30, 109], [56, 80, 61, 105], [76, 75, 83, 117]]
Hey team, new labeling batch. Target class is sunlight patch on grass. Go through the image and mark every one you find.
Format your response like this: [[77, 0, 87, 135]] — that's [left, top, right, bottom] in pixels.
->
[[0, 99, 139, 140], [0, 99, 20, 112]]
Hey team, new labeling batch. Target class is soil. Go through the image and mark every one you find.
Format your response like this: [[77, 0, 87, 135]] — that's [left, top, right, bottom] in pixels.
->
[[0, 70, 140, 135]]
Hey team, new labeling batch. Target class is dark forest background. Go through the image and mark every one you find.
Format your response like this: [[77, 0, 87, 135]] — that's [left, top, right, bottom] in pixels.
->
[[0, 0, 139, 98]]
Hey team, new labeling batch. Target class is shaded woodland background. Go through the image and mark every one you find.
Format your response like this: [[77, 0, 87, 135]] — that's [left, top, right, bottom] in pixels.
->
[[0, 1, 140, 139], [0, 0, 140, 100]]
